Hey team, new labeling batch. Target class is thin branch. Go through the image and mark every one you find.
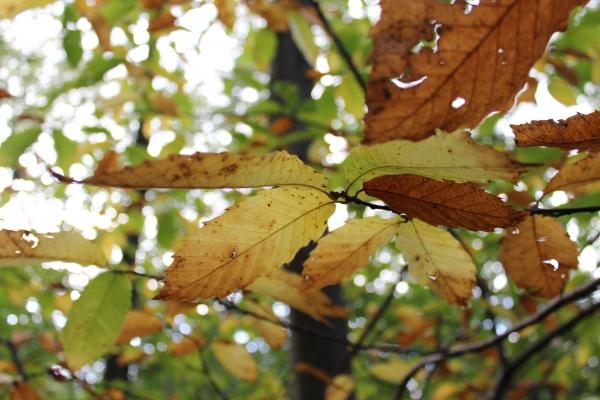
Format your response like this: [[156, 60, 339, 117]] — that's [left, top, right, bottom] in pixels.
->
[[392, 276, 600, 399], [330, 190, 404, 216], [3, 338, 28, 381], [199, 349, 230, 400], [489, 301, 600, 400], [110, 269, 164, 280], [529, 205, 600, 217], [306, 0, 367, 93]]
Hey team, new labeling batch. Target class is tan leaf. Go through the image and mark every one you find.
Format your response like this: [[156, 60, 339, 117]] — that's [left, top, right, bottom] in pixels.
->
[[325, 375, 354, 400], [369, 358, 415, 384], [0, 0, 54, 19], [544, 152, 600, 195], [363, 174, 526, 231], [513, 111, 600, 151], [215, 0, 236, 28], [9, 382, 40, 400], [365, 0, 586, 142], [0, 230, 107, 267], [343, 131, 524, 194], [169, 336, 205, 357], [115, 310, 163, 345], [244, 302, 287, 349], [212, 340, 258, 382], [247, 270, 347, 322], [500, 216, 578, 298], [76, 150, 328, 191], [148, 11, 176, 33], [148, 92, 179, 116], [302, 217, 403, 289], [158, 187, 334, 300], [396, 220, 476, 305]]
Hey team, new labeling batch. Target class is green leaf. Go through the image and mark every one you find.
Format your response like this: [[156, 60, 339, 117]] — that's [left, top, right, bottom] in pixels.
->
[[53, 130, 77, 171], [287, 11, 319, 66], [73, 54, 124, 88], [99, 0, 137, 24], [63, 29, 83, 68], [0, 127, 42, 167], [62, 272, 132, 370]]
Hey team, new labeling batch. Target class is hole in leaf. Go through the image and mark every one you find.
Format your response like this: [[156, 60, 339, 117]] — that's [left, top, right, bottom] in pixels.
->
[[391, 75, 428, 89], [451, 97, 466, 109]]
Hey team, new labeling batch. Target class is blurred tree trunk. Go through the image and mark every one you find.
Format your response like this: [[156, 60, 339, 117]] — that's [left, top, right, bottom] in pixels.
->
[[271, 31, 351, 400]]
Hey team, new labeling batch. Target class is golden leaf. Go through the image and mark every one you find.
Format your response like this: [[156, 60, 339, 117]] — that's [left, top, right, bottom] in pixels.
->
[[544, 152, 600, 195], [325, 375, 354, 400], [115, 310, 163, 345], [397, 220, 476, 305], [365, 0, 586, 142], [500, 216, 578, 298], [369, 358, 415, 384], [513, 111, 600, 151], [158, 187, 334, 300], [215, 0, 236, 28], [244, 301, 287, 349], [0, 0, 54, 19], [248, 269, 347, 321], [169, 336, 205, 357], [0, 229, 107, 267], [364, 174, 526, 231], [302, 217, 403, 289], [212, 340, 259, 382]]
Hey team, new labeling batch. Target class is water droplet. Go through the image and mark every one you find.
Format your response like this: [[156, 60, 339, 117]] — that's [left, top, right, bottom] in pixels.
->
[[451, 96, 466, 109], [391, 75, 428, 89]]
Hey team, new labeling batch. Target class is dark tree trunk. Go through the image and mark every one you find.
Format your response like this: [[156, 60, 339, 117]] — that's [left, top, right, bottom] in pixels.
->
[[270, 32, 351, 400]]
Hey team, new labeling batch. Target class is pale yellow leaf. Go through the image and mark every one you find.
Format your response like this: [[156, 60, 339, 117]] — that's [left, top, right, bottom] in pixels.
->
[[302, 217, 403, 289], [247, 270, 347, 322], [325, 374, 354, 400], [0, 229, 107, 267], [244, 302, 287, 349], [212, 340, 258, 382], [343, 131, 524, 194], [500, 216, 578, 298], [115, 310, 163, 345], [544, 152, 600, 195], [396, 220, 476, 305], [78, 150, 328, 191], [158, 187, 334, 300], [0, 0, 54, 19], [369, 358, 415, 384]]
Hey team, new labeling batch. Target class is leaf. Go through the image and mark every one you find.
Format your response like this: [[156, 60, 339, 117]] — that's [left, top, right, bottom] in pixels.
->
[[9, 382, 40, 400], [0, 127, 42, 168], [302, 217, 403, 290], [62, 273, 132, 370], [115, 310, 163, 345], [363, 174, 526, 231], [500, 216, 578, 298], [244, 301, 287, 349], [63, 29, 83, 68], [364, 0, 586, 142], [396, 220, 476, 305], [53, 130, 78, 172], [157, 187, 334, 301], [369, 358, 415, 384], [288, 11, 319, 66], [343, 131, 524, 194], [0, 229, 107, 267], [78, 150, 328, 191], [0, 0, 54, 19], [544, 152, 600, 195], [215, 0, 236, 29], [211, 340, 258, 382], [247, 269, 347, 322], [325, 374, 354, 400], [512, 111, 600, 151], [169, 336, 204, 357]]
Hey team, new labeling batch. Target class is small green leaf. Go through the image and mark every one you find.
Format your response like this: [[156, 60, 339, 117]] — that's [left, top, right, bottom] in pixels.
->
[[287, 11, 319, 66], [53, 130, 77, 171], [0, 127, 42, 167], [62, 272, 132, 370], [63, 29, 83, 68]]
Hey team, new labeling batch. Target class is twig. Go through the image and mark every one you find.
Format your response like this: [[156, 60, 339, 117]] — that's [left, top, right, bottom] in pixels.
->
[[3, 338, 28, 381], [199, 349, 230, 400], [489, 301, 600, 400], [110, 269, 164, 280], [392, 276, 600, 399], [306, 0, 367, 93], [530, 205, 600, 217], [330, 190, 402, 215]]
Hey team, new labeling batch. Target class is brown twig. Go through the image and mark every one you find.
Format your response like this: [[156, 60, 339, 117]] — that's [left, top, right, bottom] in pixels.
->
[[529, 205, 600, 217], [3, 338, 28, 381]]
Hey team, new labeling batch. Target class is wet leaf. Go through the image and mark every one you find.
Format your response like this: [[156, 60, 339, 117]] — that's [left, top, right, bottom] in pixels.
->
[[364, 174, 526, 231], [365, 0, 586, 142], [500, 216, 578, 298]]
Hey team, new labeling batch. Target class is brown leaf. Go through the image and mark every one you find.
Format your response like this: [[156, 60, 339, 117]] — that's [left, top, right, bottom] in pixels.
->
[[512, 111, 600, 151], [115, 310, 163, 345], [365, 0, 586, 143], [500, 216, 578, 298], [169, 336, 205, 357], [544, 152, 600, 194], [9, 382, 40, 400], [148, 11, 176, 33], [215, 0, 236, 29], [364, 174, 526, 231]]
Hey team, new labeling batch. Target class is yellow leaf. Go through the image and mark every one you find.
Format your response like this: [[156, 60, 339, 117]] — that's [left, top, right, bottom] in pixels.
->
[[78, 150, 328, 192], [368, 358, 415, 384], [158, 187, 334, 300], [303, 217, 403, 289], [544, 152, 600, 195], [0, 229, 107, 267], [0, 0, 54, 19], [212, 340, 258, 382], [343, 131, 524, 194], [500, 216, 578, 298], [244, 302, 287, 349], [397, 220, 476, 305], [325, 374, 354, 400], [247, 270, 347, 322], [115, 310, 163, 345], [215, 0, 236, 28]]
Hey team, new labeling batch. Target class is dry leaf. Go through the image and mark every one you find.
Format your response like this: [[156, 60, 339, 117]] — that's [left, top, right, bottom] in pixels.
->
[[325, 374, 354, 400], [212, 340, 258, 382], [115, 310, 163, 345], [169, 336, 205, 357], [244, 302, 287, 349], [215, 0, 236, 28], [369, 358, 415, 384], [365, 0, 586, 142], [0, 0, 54, 19], [9, 382, 40, 400], [343, 131, 524, 194], [544, 152, 600, 195], [148, 11, 176, 33], [243, 0, 290, 32], [148, 92, 179, 116], [158, 187, 334, 300], [500, 216, 578, 298], [397, 220, 476, 305], [302, 217, 402, 289], [247, 270, 347, 322], [0, 229, 107, 267], [76, 150, 328, 191], [363, 174, 526, 231], [512, 111, 600, 151]]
